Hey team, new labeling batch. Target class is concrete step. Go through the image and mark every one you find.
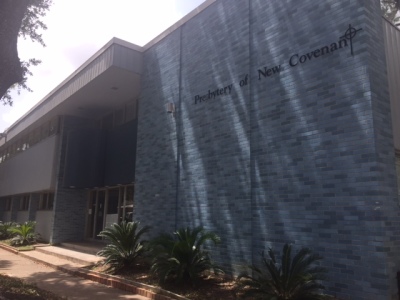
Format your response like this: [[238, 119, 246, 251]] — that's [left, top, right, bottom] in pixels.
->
[[60, 241, 106, 255], [35, 245, 103, 266], [22, 248, 86, 269]]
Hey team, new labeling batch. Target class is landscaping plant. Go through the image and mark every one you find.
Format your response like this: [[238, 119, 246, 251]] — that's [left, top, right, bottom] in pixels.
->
[[151, 226, 223, 285], [237, 243, 329, 300], [0, 221, 16, 240], [9, 221, 37, 246], [97, 221, 150, 273]]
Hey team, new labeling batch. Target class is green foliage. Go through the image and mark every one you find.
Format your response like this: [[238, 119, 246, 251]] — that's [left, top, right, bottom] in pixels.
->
[[237, 243, 328, 300], [97, 221, 150, 273], [0, 222, 16, 240], [9, 221, 37, 246], [20, 0, 53, 46], [1, 0, 52, 106], [150, 226, 223, 285]]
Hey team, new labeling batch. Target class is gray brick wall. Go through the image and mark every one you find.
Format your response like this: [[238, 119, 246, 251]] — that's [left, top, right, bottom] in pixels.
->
[[177, 0, 252, 270], [135, 0, 400, 298], [133, 29, 181, 236]]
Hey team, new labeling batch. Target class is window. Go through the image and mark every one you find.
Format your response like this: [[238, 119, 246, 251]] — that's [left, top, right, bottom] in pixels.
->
[[39, 192, 54, 210], [102, 113, 114, 130], [124, 185, 134, 221], [0, 116, 59, 165], [125, 101, 137, 122], [15, 139, 22, 153], [41, 121, 50, 139], [114, 108, 125, 127], [4, 198, 11, 211], [19, 195, 30, 211], [49, 117, 59, 135], [100, 101, 137, 131]]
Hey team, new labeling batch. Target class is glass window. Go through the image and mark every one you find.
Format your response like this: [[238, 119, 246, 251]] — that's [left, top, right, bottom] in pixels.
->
[[41, 121, 50, 139], [39, 192, 54, 210], [114, 109, 125, 127], [2, 197, 12, 211], [124, 185, 134, 221], [102, 113, 114, 130], [107, 189, 119, 214], [49, 117, 59, 135], [20, 195, 30, 211]]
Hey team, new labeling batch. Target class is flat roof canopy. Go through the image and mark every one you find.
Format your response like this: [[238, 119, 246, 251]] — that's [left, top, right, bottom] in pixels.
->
[[5, 38, 143, 142]]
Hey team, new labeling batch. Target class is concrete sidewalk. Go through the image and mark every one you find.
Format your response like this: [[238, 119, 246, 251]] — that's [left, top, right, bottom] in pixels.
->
[[0, 247, 150, 300]]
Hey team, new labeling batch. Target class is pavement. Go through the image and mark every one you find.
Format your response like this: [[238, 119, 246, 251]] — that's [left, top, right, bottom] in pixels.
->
[[0, 243, 177, 300]]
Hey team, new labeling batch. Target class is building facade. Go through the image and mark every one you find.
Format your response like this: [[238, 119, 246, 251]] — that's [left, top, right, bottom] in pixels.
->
[[1, 0, 400, 299]]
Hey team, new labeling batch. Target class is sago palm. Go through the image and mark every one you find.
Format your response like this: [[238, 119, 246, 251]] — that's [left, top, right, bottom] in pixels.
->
[[9, 221, 37, 246], [237, 243, 328, 300], [0, 222, 16, 240], [97, 221, 150, 273], [151, 226, 223, 285]]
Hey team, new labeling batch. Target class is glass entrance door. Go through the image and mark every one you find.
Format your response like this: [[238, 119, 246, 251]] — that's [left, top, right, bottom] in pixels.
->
[[86, 185, 134, 239], [94, 190, 105, 239]]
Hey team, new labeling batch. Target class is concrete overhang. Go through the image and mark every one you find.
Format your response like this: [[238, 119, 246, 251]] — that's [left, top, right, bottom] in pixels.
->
[[1, 0, 218, 144], [5, 38, 143, 141]]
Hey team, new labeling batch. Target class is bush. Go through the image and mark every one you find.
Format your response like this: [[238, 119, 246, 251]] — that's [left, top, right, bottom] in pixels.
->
[[9, 221, 37, 246], [151, 226, 223, 286], [97, 221, 150, 273], [0, 222, 16, 240], [237, 243, 328, 300]]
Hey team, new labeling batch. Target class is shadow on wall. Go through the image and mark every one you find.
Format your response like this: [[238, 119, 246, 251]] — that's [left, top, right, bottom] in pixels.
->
[[135, 0, 400, 298]]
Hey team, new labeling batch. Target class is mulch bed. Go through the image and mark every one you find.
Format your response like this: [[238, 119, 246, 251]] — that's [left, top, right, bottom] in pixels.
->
[[89, 262, 239, 300]]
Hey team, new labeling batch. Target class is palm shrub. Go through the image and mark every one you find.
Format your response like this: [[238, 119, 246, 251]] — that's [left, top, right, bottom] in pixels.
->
[[150, 226, 223, 285], [0, 221, 16, 240], [9, 221, 37, 246], [97, 221, 150, 273], [237, 243, 329, 300]]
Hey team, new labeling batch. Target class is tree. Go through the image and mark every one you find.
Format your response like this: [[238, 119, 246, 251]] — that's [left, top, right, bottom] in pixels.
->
[[382, 0, 400, 25], [0, 0, 52, 106]]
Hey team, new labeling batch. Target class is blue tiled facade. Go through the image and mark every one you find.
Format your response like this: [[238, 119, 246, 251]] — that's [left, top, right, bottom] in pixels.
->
[[134, 1, 400, 299]]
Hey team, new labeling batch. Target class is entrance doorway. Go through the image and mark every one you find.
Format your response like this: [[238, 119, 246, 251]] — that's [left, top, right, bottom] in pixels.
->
[[86, 185, 134, 239]]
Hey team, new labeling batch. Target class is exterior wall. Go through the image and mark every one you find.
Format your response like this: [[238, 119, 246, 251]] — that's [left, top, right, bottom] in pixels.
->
[[51, 116, 91, 243], [16, 211, 29, 223], [383, 20, 400, 150], [135, 0, 400, 299], [134, 30, 180, 235], [178, 0, 252, 270], [0, 135, 58, 197], [36, 211, 53, 242], [2, 212, 11, 222]]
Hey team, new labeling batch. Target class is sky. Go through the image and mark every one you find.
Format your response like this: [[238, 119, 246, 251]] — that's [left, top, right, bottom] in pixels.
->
[[0, 0, 206, 132]]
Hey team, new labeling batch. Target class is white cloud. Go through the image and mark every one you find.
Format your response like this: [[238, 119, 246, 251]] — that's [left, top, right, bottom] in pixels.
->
[[0, 0, 205, 132]]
